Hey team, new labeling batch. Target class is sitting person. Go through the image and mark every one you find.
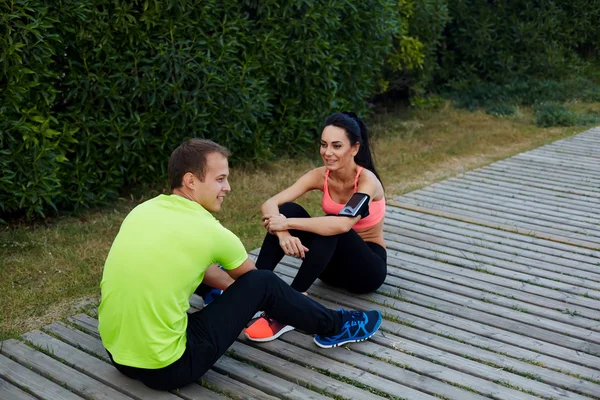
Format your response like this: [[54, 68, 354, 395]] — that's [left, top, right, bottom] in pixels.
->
[[97, 138, 382, 391], [245, 112, 387, 342]]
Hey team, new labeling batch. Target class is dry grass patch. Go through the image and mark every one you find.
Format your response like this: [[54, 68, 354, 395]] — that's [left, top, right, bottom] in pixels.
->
[[1, 103, 598, 340]]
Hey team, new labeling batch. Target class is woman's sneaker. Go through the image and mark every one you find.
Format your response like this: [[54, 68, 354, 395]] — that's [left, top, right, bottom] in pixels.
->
[[244, 314, 295, 342], [314, 309, 382, 348]]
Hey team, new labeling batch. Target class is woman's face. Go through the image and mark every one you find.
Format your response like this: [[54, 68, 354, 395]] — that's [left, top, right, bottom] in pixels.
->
[[320, 125, 359, 171]]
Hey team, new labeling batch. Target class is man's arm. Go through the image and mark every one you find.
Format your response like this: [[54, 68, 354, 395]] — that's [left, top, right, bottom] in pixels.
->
[[202, 264, 235, 290], [226, 256, 257, 281]]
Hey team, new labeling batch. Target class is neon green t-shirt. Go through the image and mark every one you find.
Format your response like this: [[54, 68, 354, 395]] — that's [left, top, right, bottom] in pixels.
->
[[98, 194, 248, 369]]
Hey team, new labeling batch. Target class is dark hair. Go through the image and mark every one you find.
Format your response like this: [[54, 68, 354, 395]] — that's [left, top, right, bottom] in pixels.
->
[[323, 112, 382, 184], [168, 138, 231, 190]]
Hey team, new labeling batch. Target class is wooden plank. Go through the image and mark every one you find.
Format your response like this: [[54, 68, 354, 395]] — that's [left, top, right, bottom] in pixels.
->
[[423, 180, 600, 222], [396, 196, 600, 245], [275, 259, 600, 352], [237, 336, 448, 400], [199, 370, 280, 400], [45, 322, 273, 400], [386, 206, 600, 262], [386, 254, 600, 320], [213, 356, 331, 400], [385, 261, 600, 326], [542, 144, 600, 156], [229, 341, 386, 400], [318, 310, 600, 398], [436, 174, 600, 216], [274, 270, 600, 373], [513, 153, 600, 175], [276, 332, 540, 400], [68, 312, 436, 400], [276, 254, 600, 328], [405, 190, 600, 237], [490, 160, 600, 184], [22, 330, 181, 400], [64, 315, 343, 400], [1, 339, 133, 400], [438, 175, 600, 214], [175, 383, 231, 400], [306, 323, 591, 400], [385, 245, 600, 311], [0, 377, 39, 400], [502, 157, 600, 181], [383, 228, 600, 290], [521, 149, 600, 168], [68, 314, 99, 336], [467, 167, 600, 198], [388, 200, 600, 250], [385, 235, 600, 299], [531, 149, 600, 167], [384, 215, 600, 278], [0, 353, 84, 400], [501, 152, 600, 174], [458, 173, 600, 208]]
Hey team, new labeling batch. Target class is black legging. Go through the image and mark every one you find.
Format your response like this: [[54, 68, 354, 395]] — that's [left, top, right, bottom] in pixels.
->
[[255, 202, 387, 294]]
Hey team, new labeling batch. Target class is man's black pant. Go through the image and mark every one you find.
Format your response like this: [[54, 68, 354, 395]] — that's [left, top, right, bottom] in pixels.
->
[[107, 269, 342, 391]]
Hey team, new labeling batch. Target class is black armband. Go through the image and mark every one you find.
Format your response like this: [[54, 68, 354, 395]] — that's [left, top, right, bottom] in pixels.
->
[[338, 192, 370, 218]]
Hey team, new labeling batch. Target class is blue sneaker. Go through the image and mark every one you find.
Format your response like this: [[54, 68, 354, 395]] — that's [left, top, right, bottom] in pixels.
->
[[202, 287, 223, 306], [314, 310, 382, 348]]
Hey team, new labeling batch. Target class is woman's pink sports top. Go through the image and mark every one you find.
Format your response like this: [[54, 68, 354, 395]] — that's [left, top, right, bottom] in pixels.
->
[[322, 167, 386, 230]]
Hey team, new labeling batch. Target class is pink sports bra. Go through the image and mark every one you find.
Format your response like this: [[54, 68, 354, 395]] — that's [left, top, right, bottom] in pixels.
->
[[322, 167, 386, 230]]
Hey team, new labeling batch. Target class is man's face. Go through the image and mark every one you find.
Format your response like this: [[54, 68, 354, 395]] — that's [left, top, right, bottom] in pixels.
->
[[191, 152, 231, 212]]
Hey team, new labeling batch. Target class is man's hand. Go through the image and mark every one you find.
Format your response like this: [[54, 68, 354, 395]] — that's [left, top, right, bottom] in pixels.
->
[[278, 233, 309, 259]]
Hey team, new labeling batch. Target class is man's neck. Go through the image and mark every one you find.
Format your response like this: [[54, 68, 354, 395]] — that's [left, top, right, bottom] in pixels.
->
[[172, 188, 193, 201]]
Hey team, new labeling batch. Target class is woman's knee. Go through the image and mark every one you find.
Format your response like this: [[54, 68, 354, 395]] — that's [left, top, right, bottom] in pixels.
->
[[279, 202, 310, 218]]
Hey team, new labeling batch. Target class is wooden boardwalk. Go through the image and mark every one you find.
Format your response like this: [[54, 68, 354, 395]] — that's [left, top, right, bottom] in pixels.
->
[[2, 127, 600, 399]]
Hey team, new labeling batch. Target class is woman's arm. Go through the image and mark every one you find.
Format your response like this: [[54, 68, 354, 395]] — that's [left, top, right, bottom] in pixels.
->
[[260, 168, 323, 217], [267, 171, 382, 236]]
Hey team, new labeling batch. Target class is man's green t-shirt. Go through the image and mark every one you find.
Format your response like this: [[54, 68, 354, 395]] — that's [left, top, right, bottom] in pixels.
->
[[98, 194, 248, 369]]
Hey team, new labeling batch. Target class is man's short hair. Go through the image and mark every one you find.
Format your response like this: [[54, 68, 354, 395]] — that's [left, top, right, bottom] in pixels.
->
[[168, 138, 231, 190]]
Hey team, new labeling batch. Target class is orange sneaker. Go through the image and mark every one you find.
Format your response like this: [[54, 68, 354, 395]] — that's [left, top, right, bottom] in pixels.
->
[[244, 314, 295, 342]]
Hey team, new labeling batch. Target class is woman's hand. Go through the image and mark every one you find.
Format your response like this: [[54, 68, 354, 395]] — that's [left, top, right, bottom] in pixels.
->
[[264, 214, 289, 232], [278, 233, 309, 259]]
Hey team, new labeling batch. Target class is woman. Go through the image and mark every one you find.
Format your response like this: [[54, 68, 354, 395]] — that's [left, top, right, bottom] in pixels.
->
[[245, 112, 387, 342]]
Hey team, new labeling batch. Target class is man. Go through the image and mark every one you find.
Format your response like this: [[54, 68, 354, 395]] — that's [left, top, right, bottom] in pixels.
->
[[98, 138, 382, 391]]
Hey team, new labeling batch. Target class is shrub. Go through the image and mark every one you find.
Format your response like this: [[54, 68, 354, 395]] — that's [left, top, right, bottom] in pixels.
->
[[1, 0, 401, 218], [534, 104, 579, 127]]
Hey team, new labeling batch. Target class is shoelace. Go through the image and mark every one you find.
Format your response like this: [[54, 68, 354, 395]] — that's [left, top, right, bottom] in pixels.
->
[[340, 311, 367, 333]]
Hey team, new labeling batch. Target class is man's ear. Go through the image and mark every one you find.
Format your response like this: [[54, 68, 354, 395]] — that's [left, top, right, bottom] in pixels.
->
[[182, 172, 196, 189]]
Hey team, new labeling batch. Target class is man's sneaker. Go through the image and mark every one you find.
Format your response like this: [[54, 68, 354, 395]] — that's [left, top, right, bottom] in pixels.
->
[[244, 314, 295, 342], [314, 310, 382, 348], [202, 287, 223, 306]]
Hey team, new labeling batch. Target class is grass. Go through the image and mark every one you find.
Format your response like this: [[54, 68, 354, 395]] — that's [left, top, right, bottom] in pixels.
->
[[1, 102, 599, 341]]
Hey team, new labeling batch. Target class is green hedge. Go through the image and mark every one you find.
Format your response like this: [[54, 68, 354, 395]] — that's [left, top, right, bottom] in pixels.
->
[[1, 0, 402, 218], [441, 0, 600, 84]]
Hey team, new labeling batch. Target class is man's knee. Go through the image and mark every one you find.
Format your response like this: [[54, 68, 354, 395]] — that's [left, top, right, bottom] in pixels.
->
[[238, 269, 279, 286], [279, 202, 310, 218]]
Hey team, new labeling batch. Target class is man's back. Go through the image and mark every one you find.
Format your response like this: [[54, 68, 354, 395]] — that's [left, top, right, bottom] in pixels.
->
[[98, 194, 247, 369]]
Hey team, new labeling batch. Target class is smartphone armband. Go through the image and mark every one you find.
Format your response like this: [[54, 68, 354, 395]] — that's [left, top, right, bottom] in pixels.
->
[[338, 192, 370, 218]]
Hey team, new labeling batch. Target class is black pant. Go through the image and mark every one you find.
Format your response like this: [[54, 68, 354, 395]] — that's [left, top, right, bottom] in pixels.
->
[[256, 202, 387, 294], [108, 270, 342, 391]]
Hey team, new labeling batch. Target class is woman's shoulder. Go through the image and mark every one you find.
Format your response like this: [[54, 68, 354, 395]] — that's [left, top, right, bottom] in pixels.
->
[[357, 168, 384, 196], [306, 166, 327, 180], [294, 166, 327, 191]]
